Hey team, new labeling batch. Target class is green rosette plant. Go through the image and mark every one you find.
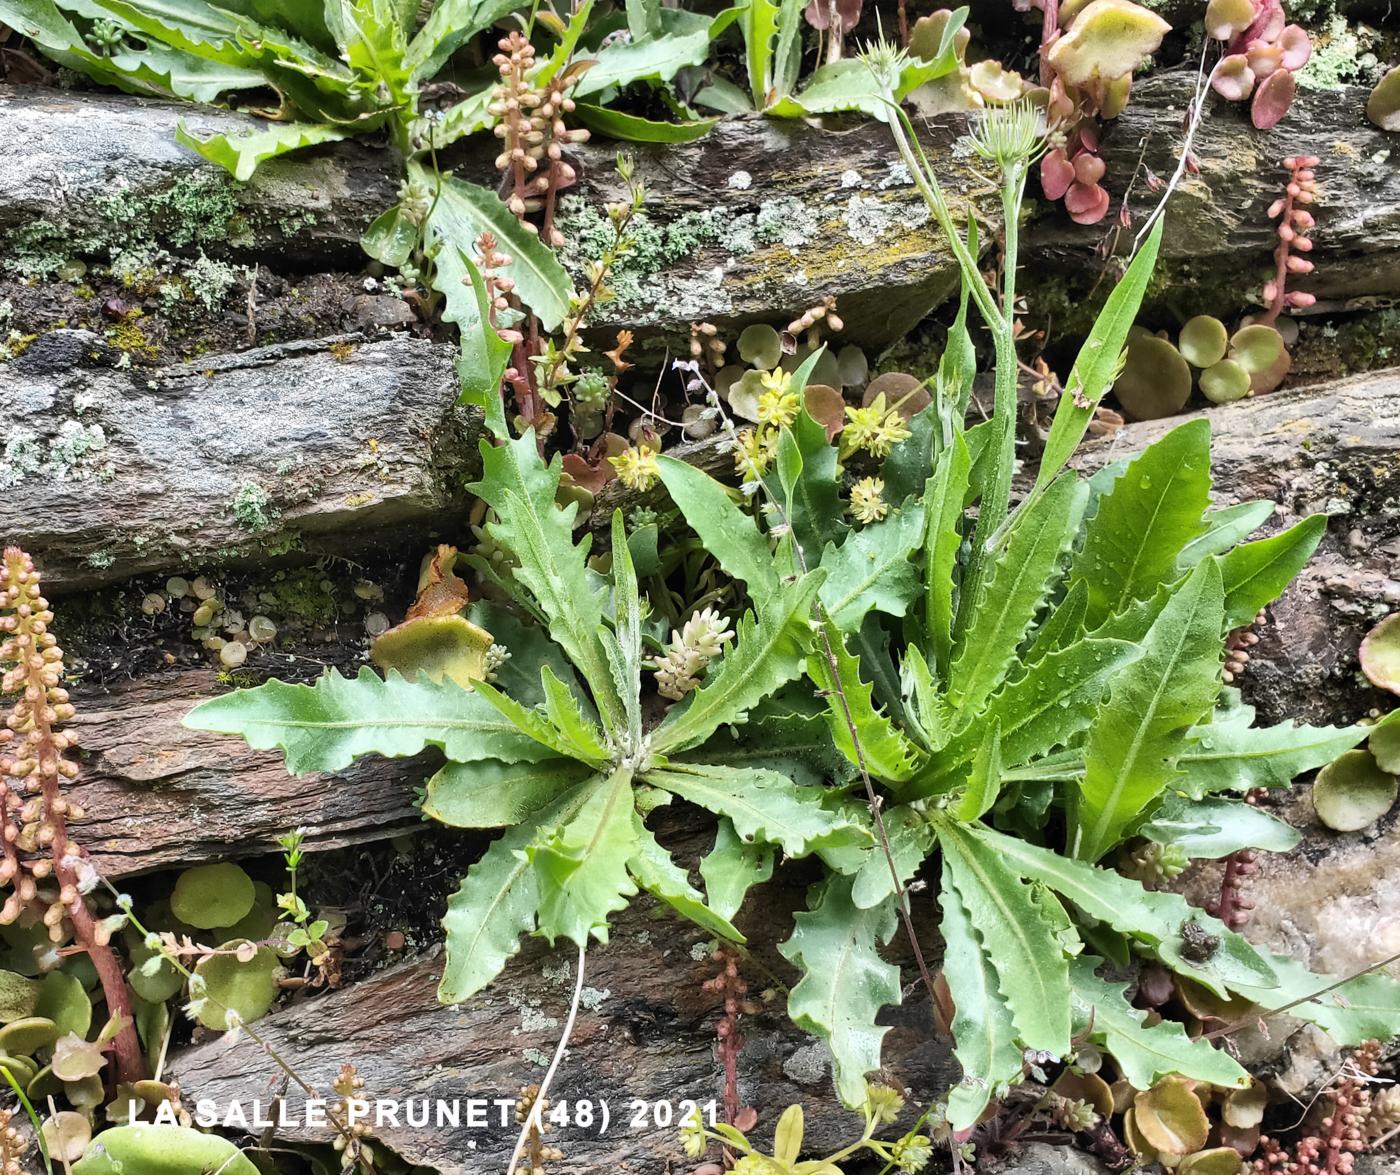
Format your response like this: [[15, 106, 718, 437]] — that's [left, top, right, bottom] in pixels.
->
[[656, 86, 1400, 1122], [184, 428, 872, 1004]]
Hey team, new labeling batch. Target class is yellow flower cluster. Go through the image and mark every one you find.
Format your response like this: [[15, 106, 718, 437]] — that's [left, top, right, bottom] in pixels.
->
[[609, 445, 660, 491], [842, 392, 911, 458], [849, 476, 889, 523]]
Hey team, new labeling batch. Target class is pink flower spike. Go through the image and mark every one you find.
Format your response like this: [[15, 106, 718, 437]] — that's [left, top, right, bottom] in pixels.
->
[[1279, 25, 1311, 71], [1287, 291, 1316, 308], [1040, 149, 1075, 201], [1267, 197, 1286, 217], [1286, 255, 1313, 273], [1065, 181, 1110, 224], [1251, 67, 1296, 129]]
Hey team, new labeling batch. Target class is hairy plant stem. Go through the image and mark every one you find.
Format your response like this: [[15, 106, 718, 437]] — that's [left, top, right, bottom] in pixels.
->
[[956, 164, 1025, 632], [507, 942, 587, 1175]]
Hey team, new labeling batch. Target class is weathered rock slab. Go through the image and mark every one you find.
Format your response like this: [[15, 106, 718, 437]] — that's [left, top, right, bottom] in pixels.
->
[[0, 332, 475, 590], [0, 85, 397, 265], [69, 668, 430, 879]]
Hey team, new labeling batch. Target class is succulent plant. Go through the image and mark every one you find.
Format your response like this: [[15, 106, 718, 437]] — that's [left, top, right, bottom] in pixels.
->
[[73, 1124, 259, 1174], [1312, 749, 1398, 832], [1039, 0, 1170, 224], [1206, 0, 1311, 130], [1361, 613, 1400, 695], [371, 545, 494, 690], [1369, 64, 1400, 131]]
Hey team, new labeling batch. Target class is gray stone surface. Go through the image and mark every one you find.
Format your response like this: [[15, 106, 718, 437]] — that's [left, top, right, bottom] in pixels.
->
[[0, 84, 397, 265], [0, 332, 476, 589]]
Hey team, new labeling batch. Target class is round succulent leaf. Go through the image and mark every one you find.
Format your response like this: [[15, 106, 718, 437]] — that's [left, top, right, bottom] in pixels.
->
[[51, 1032, 106, 1082], [1134, 1078, 1210, 1155], [43, 1110, 92, 1164], [970, 59, 1024, 101], [36, 970, 93, 1040], [0, 970, 41, 1023], [835, 344, 869, 388], [171, 863, 256, 930], [0, 1053, 38, 1089], [1210, 54, 1256, 101], [26, 1064, 62, 1102], [803, 385, 846, 440], [727, 369, 765, 422], [1101, 73, 1132, 118], [1178, 316, 1228, 368], [1227, 324, 1285, 374], [1179, 1147, 1243, 1175], [371, 614, 493, 690], [1121, 1106, 1158, 1162], [1312, 749, 1397, 832], [1045, 0, 1171, 85], [1222, 1081, 1267, 1129], [73, 1124, 261, 1175], [127, 938, 186, 1005], [737, 324, 782, 369], [190, 943, 282, 1030], [1052, 1069, 1114, 1117], [909, 8, 970, 61], [1198, 359, 1251, 405], [226, 882, 278, 944], [1251, 67, 1296, 129], [0, 1016, 59, 1056], [1113, 335, 1192, 420], [1369, 720, 1400, 775], [1204, 0, 1255, 39], [65, 1071, 107, 1111], [1174, 976, 1254, 1025], [0, 923, 51, 978], [1368, 65, 1400, 131], [1360, 613, 1400, 696], [714, 364, 746, 402]]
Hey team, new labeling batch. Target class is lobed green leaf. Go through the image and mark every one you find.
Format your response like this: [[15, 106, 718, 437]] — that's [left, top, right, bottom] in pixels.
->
[[182, 667, 550, 774]]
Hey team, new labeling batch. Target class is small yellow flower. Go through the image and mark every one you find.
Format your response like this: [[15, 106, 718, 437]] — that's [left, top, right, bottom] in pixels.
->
[[849, 476, 889, 523], [733, 427, 775, 480], [609, 445, 660, 491], [865, 1083, 906, 1126], [843, 392, 912, 458], [678, 1115, 708, 1159], [759, 367, 792, 395], [756, 369, 800, 428]]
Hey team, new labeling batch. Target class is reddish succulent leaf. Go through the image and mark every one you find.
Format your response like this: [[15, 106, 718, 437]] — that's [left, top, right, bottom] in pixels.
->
[[1073, 151, 1106, 185], [1211, 54, 1256, 100], [804, 0, 863, 32], [1065, 181, 1111, 224], [1041, 148, 1076, 200], [561, 451, 618, 494], [1251, 67, 1296, 129], [1278, 24, 1311, 70]]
